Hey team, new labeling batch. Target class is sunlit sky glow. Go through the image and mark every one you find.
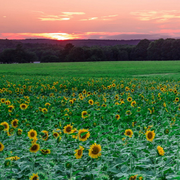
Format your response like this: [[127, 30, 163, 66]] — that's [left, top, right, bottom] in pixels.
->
[[1, 0, 180, 40]]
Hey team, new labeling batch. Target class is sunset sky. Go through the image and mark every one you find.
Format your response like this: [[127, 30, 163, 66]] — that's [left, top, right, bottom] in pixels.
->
[[1, 0, 180, 40]]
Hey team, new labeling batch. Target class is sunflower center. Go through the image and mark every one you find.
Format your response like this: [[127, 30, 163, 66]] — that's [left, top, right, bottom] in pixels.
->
[[0, 144, 1, 148], [3, 124, 7, 129], [30, 132, 35, 137], [147, 132, 153, 139], [92, 147, 99, 155], [31, 145, 38, 150], [66, 127, 71, 132], [78, 149, 82, 156], [127, 131, 131, 135], [32, 177, 38, 180], [81, 133, 87, 139], [13, 122, 17, 126]]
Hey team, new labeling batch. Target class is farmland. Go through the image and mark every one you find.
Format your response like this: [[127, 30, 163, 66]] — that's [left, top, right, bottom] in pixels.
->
[[0, 61, 180, 180]]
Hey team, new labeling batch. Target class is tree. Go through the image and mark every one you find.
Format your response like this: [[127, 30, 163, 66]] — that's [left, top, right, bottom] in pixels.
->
[[130, 39, 150, 60]]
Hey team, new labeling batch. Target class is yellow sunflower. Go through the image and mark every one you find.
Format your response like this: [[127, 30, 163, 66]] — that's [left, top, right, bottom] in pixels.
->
[[42, 108, 48, 113], [127, 97, 132, 102], [157, 146, 165, 156], [40, 149, 51, 155], [71, 128, 78, 139], [29, 173, 39, 180], [8, 105, 14, 112], [175, 97, 179, 102], [1, 98, 5, 103], [28, 129, 37, 139], [0, 142, 4, 151], [53, 132, 59, 138], [88, 99, 94, 105], [115, 114, 120, 120], [30, 143, 40, 153], [63, 124, 73, 134], [17, 129, 23, 136], [89, 143, 101, 159], [131, 101, 136, 107], [146, 130, 155, 142], [41, 130, 48, 141], [20, 103, 28, 110], [124, 129, 133, 138], [11, 119, 18, 128], [0, 122, 9, 131], [78, 129, 90, 141], [81, 111, 88, 118], [74, 146, 84, 159]]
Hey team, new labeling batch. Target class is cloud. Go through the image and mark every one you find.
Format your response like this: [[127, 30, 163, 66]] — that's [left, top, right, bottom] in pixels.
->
[[39, 17, 70, 21], [38, 12, 85, 21], [80, 14, 118, 21], [131, 10, 180, 22], [62, 12, 85, 15]]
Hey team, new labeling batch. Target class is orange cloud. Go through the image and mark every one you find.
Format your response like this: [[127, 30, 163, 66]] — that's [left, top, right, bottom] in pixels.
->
[[80, 14, 118, 21], [38, 12, 85, 21], [131, 10, 180, 22]]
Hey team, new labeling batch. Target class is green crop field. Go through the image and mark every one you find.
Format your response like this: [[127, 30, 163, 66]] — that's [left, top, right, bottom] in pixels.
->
[[0, 61, 180, 180], [0, 61, 179, 78]]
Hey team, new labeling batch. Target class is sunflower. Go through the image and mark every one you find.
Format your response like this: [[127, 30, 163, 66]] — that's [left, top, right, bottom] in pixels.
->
[[175, 97, 179, 102], [17, 129, 23, 136], [29, 173, 39, 180], [115, 114, 120, 120], [131, 101, 136, 107], [126, 110, 132, 116], [20, 103, 28, 110], [63, 124, 73, 134], [124, 129, 133, 138], [74, 146, 84, 159], [101, 104, 107, 107], [53, 132, 59, 138], [31, 137, 38, 144], [40, 149, 51, 155], [78, 129, 90, 141], [88, 99, 94, 105], [0, 122, 9, 131], [1, 98, 5, 103], [6, 156, 20, 161], [115, 95, 119, 100], [157, 146, 165, 156], [28, 129, 37, 139], [89, 143, 101, 159], [5, 100, 11, 105], [30, 143, 40, 153], [8, 105, 14, 112], [41, 130, 48, 141], [45, 103, 51, 106], [11, 119, 18, 128], [81, 111, 88, 119], [0, 142, 4, 151], [127, 97, 132, 102], [146, 130, 155, 142], [71, 128, 78, 139], [42, 108, 48, 113], [129, 175, 138, 180]]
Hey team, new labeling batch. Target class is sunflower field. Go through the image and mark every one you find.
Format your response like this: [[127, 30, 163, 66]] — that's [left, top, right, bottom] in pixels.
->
[[0, 74, 180, 180]]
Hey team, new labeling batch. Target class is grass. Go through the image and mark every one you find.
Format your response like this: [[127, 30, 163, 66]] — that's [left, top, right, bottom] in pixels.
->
[[0, 61, 179, 78]]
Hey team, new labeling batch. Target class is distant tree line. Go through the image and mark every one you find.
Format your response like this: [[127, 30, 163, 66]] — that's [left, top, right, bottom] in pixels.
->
[[0, 38, 180, 63]]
